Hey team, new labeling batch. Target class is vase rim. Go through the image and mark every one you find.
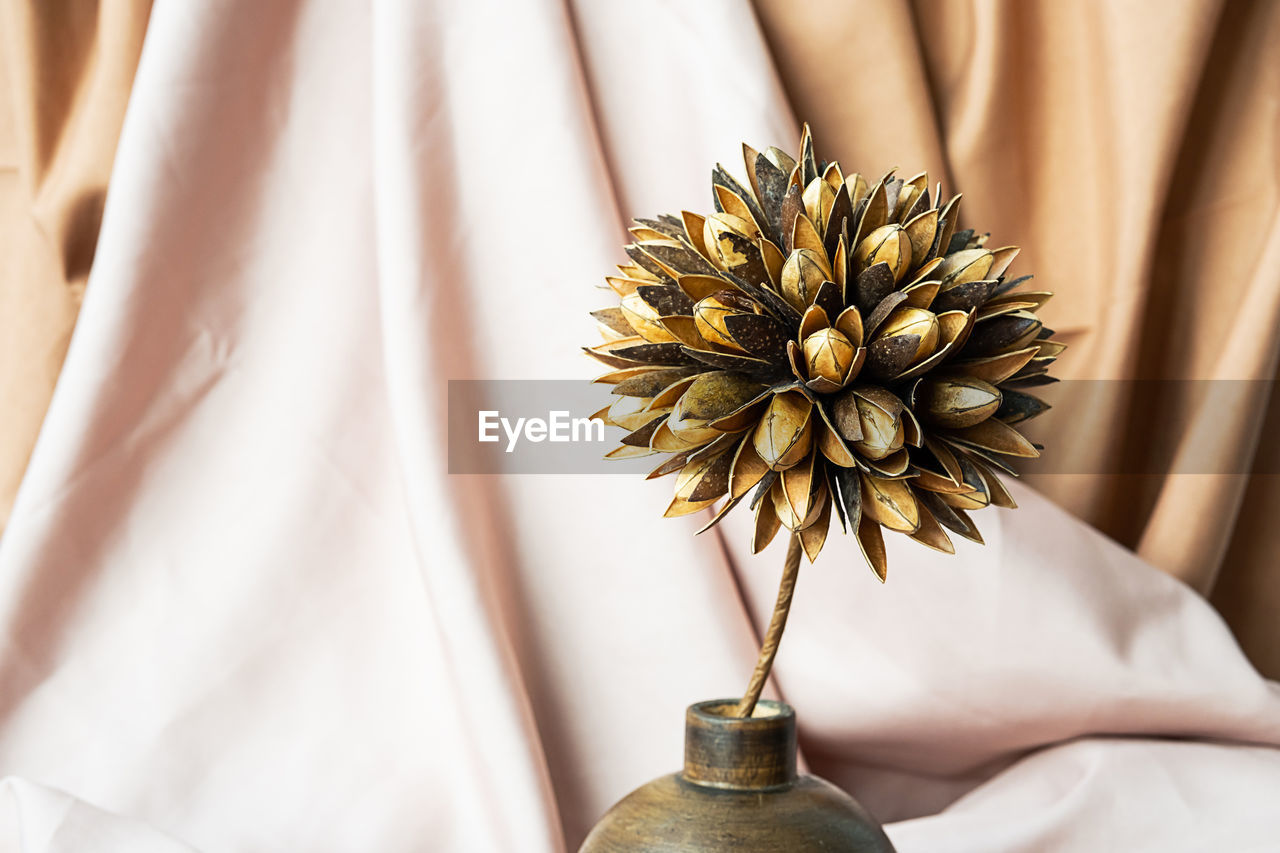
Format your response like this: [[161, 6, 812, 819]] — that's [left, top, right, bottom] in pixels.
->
[[687, 698, 794, 723]]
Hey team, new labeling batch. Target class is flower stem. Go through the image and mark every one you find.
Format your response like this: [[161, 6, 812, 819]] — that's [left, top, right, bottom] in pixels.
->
[[733, 533, 802, 718]]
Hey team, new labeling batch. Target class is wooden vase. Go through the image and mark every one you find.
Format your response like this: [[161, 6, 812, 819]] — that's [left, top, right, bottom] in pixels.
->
[[579, 699, 896, 852]]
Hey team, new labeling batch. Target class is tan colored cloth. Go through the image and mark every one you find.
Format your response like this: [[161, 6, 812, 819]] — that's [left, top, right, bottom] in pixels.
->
[[752, 0, 1280, 676], [0, 0, 151, 530]]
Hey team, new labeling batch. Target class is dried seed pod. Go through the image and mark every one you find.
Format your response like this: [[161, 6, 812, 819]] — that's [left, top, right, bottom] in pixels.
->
[[692, 290, 757, 352], [833, 389, 905, 460], [936, 248, 994, 287], [914, 377, 1002, 428], [854, 224, 912, 282], [871, 307, 939, 364], [802, 328, 856, 385], [753, 392, 814, 470], [780, 248, 833, 312]]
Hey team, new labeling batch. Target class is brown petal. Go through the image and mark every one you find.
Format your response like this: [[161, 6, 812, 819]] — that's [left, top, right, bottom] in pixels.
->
[[909, 501, 956, 554], [860, 473, 921, 533], [915, 377, 1002, 428], [752, 486, 783, 553], [856, 512, 888, 582]]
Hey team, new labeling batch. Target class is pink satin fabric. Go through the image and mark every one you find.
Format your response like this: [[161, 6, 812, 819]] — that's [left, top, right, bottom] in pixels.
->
[[0, 2, 1277, 850]]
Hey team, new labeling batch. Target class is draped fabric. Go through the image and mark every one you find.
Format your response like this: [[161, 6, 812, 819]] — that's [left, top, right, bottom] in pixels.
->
[[0, 0, 151, 531], [753, 0, 1280, 676], [0, 1, 1278, 850]]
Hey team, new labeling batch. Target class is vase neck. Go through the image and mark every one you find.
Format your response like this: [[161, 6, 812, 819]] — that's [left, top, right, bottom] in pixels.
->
[[681, 699, 797, 790]]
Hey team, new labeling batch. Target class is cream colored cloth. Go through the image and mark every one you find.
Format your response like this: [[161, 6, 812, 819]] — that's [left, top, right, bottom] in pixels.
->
[[752, 0, 1280, 675], [0, 1, 1278, 850]]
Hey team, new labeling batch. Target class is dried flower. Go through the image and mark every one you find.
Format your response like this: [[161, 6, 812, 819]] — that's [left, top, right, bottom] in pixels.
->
[[586, 126, 1060, 580]]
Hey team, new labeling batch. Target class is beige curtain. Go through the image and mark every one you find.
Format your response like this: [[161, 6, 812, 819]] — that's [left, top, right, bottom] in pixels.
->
[[0, 0, 150, 527], [752, 0, 1280, 676]]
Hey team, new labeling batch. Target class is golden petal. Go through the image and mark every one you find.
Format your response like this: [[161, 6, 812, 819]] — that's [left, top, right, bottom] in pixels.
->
[[925, 436, 965, 485], [629, 226, 668, 241], [803, 177, 836, 233], [729, 436, 771, 499], [606, 276, 648, 298], [760, 238, 786, 287], [798, 498, 832, 562], [909, 502, 955, 554], [608, 393, 654, 421], [822, 160, 844, 190], [853, 181, 888, 248], [902, 280, 941, 310], [856, 513, 889, 582], [972, 458, 1017, 509], [714, 184, 763, 236], [710, 393, 770, 432], [817, 416, 857, 467], [907, 256, 944, 287], [913, 468, 969, 494], [832, 238, 848, 288], [617, 262, 660, 282], [847, 172, 869, 208], [752, 491, 783, 553], [936, 194, 962, 258], [658, 315, 709, 349], [903, 208, 938, 270], [781, 452, 818, 529], [936, 248, 994, 286], [866, 447, 910, 477], [607, 444, 657, 459], [677, 274, 736, 302], [592, 365, 658, 385], [860, 472, 921, 533], [649, 375, 700, 410], [799, 303, 831, 341], [664, 494, 719, 518], [620, 292, 678, 343], [765, 146, 796, 175], [682, 211, 713, 262], [670, 371, 768, 437], [791, 212, 826, 257], [651, 419, 703, 452], [592, 307, 636, 339], [988, 246, 1020, 280], [949, 417, 1040, 458], [833, 306, 863, 347]]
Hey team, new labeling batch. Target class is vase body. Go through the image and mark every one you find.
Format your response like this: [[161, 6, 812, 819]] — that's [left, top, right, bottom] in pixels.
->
[[579, 699, 895, 852]]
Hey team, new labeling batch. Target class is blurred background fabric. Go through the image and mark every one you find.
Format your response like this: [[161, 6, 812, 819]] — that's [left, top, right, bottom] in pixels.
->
[[0, 0, 151, 534], [3, 0, 1277, 676], [0, 1, 1277, 850]]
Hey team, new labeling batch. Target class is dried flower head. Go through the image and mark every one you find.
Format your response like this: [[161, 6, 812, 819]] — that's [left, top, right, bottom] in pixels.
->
[[586, 126, 1061, 580]]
